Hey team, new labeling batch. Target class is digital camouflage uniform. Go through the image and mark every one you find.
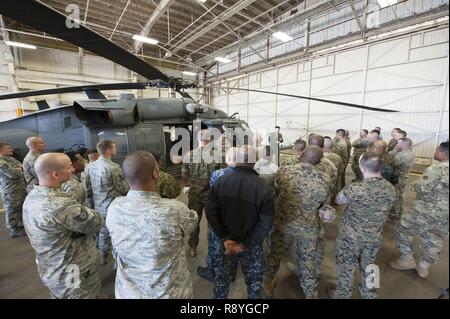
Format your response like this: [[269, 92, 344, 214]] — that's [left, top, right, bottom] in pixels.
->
[[23, 151, 39, 193], [182, 147, 220, 249], [335, 178, 396, 299], [279, 154, 299, 167], [61, 174, 86, 205], [156, 170, 181, 199], [205, 167, 234, 272], [345, 138, 352, 164], [215, 245, 265, 299], [351, 138, 369, 180], [395, 161, 449, 265], [106, 191, 198, 299], [83, 163, 95, 208], [388, 149, 415, 220], [332, 139, 349, 189], [387, 138, 398, 153], [315, 157, 337, 204], [324, 151, 344, 199], [265, 163, 330, 297], [23, 186, 103, 299], [85, 156, 129, 257], [380, 161, 399, 185], [0, 156, 27, 231]]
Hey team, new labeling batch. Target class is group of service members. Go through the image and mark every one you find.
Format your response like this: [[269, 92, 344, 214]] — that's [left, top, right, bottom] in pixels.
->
[[0, 125, 447, 299]]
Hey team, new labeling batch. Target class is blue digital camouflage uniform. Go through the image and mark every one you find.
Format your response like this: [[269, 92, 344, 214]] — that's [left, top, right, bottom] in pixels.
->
[[214, 245, 265, 299], [394, 160, 449, 265], [264, 162, 330, 297], [0, 155, 27, 231], [106, 191, 198, 298], [23, 186, 103, 299], [205, 167, 234, 272], [335, 177, 396, 299], [85, 156, 129, 257]]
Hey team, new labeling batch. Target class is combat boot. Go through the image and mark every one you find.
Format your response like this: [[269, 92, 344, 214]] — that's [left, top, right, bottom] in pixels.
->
[[189, 247, 197, 258], [326, 283, 339, 299], [262, 277, 277, 298], [197, 266, 215, 282], [416, 260, 430, 279], [100, 254, 108, 265], [389, 254, 417, 270], [8, 228, 27, 238], [286, 261, 299, 276]]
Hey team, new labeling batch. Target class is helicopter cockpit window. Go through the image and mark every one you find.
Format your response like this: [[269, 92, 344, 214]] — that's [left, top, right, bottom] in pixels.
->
[[96, 129, 128, 160]]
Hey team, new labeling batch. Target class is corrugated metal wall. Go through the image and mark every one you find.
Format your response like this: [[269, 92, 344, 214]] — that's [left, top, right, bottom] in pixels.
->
[[210, 26, 449, 162]]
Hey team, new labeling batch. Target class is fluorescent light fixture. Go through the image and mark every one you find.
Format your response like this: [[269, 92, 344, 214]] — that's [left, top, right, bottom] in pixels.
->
[[197, 0, 207, 2], [132, 34, 158, 45], [215, 57, 232, 63], [272, 31, 293, 42], [5, 41, 37, 49], [182, 71, 197, 76], [377, 0, 398, 8]]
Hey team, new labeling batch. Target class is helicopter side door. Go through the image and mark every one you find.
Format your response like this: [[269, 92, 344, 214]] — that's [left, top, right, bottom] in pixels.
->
[[129, 123, 165, 165]]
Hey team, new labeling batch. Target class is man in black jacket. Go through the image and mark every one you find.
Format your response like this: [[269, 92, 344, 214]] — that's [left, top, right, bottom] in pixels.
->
[[206, 145, 275, 299]]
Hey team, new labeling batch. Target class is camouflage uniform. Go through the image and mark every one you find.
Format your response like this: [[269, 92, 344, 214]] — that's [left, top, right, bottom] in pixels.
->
[[156, 170, 180, 199], [351, 138, 369, 180], [83, 163, 95, 208], [23, 151, 39, 193], [0, 156, 27, 231], [85, 156, 129, 257], [394, 161, 449, 265], [324, 151, 344, 198], [315, 157, 337, 204], [215, 245, 265, 299], [380, 161, 399, 185], [279, 154, 298, 167], [182, 147, 220, 249], [387, 138, 397, 153], [264, 163, 330, 297], [388, 149, 415, 220], [23, 186, 103, 299], [205, 167, 234, 272], [345, 138, 352, 163], [332, 139, 349, 188], [106, 191, 198, 299], [335, 178, 396, 299], [61, 174, 86, 205]]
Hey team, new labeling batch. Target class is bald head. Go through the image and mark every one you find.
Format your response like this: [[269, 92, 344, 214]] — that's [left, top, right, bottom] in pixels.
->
[[369, 141, 388, 155], [323, 137, 333, 151], [300, 145, 323, 166], [225, 147, 239, 167], [236, 145, 257, 168], [123, 151, 157, 188], [359, 152, 382, 174], [397, 138, 413, 150], [34, 153, 73, 187], [294, 139, 306, 155], [26, 136, 46, 153], [308, 134, 324, 148]]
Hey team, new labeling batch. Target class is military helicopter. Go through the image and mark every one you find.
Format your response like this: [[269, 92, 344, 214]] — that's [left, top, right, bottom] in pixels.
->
[[0, 0, 397, 175]]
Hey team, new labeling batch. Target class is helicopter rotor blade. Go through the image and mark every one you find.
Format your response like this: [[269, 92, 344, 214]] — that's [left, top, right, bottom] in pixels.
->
[[0, 1, 169, 83], [201, 86, 398, 113], [0, 83, 148, 101]]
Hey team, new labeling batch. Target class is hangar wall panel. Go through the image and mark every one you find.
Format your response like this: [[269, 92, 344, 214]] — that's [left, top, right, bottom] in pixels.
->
[[210, 27, 449, 161]]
